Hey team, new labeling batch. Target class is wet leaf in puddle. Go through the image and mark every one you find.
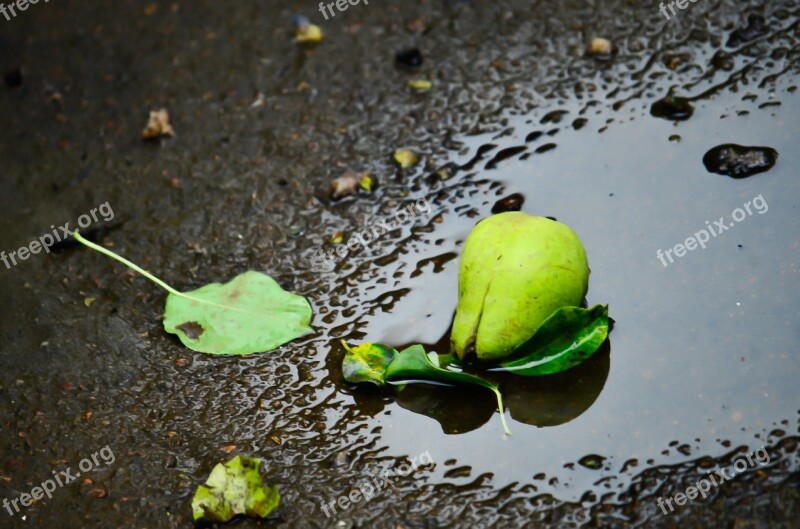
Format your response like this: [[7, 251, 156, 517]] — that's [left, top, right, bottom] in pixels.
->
[[73, 232, 313, 356], [191, 455, 280, 523], [341, 341, 398, 385], [342, 342, 511, 435], [491, 305, 609, 376]]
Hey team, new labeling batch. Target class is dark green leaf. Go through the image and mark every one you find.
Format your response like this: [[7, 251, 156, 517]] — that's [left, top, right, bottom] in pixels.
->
[[386, 345, 496, 393], [494, 305, 609, 376]]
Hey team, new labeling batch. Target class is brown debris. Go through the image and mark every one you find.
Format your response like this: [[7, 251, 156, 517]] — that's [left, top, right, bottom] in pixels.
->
[[330, 170, 373, 200], [142, 108, 175, 139]]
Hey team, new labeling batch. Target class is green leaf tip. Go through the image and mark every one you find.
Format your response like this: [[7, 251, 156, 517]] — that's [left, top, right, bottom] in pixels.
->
[[191, 455, 280, 523]]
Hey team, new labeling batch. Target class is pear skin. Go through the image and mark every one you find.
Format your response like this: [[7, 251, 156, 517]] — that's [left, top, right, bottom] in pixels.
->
[[451, 213, 589, 361]]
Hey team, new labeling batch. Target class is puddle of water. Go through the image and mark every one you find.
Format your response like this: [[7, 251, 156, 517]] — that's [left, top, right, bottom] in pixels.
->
[[344, 78, 800, 501]]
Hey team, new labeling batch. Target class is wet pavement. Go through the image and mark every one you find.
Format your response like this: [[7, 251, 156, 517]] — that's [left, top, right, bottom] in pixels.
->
[[0, 1, 798, 528]]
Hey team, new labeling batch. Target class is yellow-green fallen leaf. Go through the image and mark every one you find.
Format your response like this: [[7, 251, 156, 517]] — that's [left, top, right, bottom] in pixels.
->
[[393, 149, 418, 168], [341, 341, 511, 435], [341, 341, 397, 385], [295, 24, 323, 43], [360, 175, 374, 192], [408, 79, 432, 93], [191, 455, 280, 523], [84, 297, 96, 307], [162, 271, 313, 356], [73, 231, 314, 356]]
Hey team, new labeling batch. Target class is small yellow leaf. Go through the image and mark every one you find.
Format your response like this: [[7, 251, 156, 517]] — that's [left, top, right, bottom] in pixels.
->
[[408, 79, 432, 93], [360, 175, 374, 192], [295, 24, 323, 43], [394, 149, 418, 168], [330, 232, 344, 245], [84, 297, 96, 307]]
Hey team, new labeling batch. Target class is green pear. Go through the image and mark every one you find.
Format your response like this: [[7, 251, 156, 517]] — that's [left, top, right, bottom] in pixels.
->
[[451, 213, 590, 361]]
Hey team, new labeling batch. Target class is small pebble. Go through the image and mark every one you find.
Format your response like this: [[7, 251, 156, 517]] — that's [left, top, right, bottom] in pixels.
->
[[650, 96, 694, 121], [587, 38, 616, 60], [578, 454, 606, 469], [395, 48, 423, 68], [4, 68, 22, 88], [491, 193, 525, 214]]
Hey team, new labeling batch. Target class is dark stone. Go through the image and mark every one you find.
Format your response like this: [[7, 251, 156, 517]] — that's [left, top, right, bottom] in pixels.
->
[[702, 144, 779, 178], [395, 48, 424, 69], [4, 68, 22, 88], [650, 96, 694, 121], [491, 193, 525, 214]]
